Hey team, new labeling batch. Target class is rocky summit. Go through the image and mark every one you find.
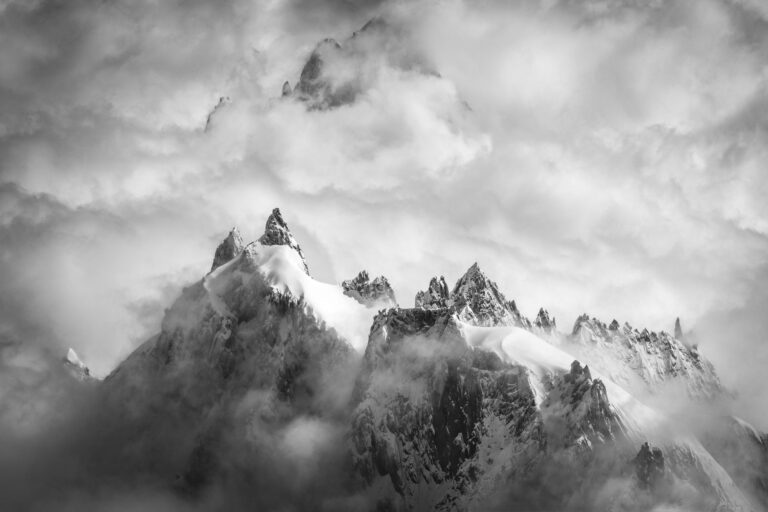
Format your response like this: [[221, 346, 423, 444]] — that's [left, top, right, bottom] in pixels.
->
[[342, 270, 397, 308], [72, 208, 765, 512]]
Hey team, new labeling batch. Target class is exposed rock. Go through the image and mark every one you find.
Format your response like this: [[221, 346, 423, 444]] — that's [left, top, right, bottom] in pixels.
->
[[285, 17, 438, 111], [258, 208, 309, 274], [281, 80, 292, 97], [290, 38, 358, 109], [569, 314, 721, 398], [96, 208, 753, 512], [414, 276, 451, 309], [203, 95, 230, 132], [534, 308, 556, 333], [675, 317, 684, 340], [450, 263, 521, 327], [342, 270, 397, 307], [210, 227, 244, 272], [634, 442, 665, 489], [414, 265, 534, 328], [542, 360, 626, 446]]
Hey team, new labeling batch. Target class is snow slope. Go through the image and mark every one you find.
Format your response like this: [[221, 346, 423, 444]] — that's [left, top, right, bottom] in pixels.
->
[[205, 241, 377, 352], [461, 323, 663, 437]]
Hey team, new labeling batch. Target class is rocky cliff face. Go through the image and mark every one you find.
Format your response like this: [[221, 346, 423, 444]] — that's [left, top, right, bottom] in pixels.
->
[[258, 208, 309, 274], [342, 270, 397, 308], [414, 263, 532, 328], [210, 227, 244, 272], [567, 314, 722, 398]]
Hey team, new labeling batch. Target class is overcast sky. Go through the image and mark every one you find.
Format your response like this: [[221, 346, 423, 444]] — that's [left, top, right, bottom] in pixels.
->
[[1, 0, 767, 425]]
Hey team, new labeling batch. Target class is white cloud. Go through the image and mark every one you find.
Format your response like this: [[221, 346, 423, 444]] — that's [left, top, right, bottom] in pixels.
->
[[0, 0, 767, 425]]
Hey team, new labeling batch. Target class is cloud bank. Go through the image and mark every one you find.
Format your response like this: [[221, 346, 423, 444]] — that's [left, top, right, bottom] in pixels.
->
[[0, 0, 767, 432]]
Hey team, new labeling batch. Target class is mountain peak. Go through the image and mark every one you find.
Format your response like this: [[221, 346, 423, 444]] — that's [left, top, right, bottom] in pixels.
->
[[535, 307, 556, 333], [674, 317, 683, 340], [414, 275, 451, 309], [258, 208, 309, 274], [210, 227, 244, 272], [342, 270, 397, 307]]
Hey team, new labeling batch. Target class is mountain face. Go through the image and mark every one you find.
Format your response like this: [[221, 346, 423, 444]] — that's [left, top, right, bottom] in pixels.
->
[[284, 18, 439, 110], [565, 314, 722, 399], [414, 263, 532, 328], [95, 209, 764, 511], [342, 270, 397, 308]]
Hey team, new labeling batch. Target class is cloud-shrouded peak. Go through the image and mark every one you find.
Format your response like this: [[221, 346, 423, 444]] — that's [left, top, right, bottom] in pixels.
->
[[210, 227, 245, 272], [258, 208, 309, 274], [287, 15, 436, 110], [341, 269, 397, 307], [675, 317, 684, 340], [535, 307, 556, 333]]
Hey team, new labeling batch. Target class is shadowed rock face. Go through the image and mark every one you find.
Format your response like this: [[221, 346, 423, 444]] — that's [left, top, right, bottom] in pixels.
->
[[635, 442, 665, 489], [351, 307, 543, 507], [675, 317, 684, 340], [414, 263, 531, 328], [258, 208, 309, 274], [342, 270, 397, 308], [103, 213, 354, 494], [63, 348, 92, 381], [415, 276, 451, 309], [534, 308, 556, 333], [210, 227, 244, 272]]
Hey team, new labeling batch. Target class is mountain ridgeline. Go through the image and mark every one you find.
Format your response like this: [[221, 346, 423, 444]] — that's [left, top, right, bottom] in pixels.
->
[[78, 208, 766, 511]]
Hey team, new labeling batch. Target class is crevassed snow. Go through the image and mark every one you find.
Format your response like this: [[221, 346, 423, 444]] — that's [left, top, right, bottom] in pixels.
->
[[206, 242, 378, 353], [461, 323, 662, 436]]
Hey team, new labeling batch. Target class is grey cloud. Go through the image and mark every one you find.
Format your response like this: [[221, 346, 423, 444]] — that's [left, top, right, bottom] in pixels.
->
[[0, 0, 767, 438]]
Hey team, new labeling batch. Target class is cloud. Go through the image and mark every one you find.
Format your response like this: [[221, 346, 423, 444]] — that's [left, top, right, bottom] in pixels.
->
[[0, 0, 767, 435]]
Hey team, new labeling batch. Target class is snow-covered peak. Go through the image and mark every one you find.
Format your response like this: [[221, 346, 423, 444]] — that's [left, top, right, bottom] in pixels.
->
[[258, 208, 309, 274], [210, 227, 244, 272]]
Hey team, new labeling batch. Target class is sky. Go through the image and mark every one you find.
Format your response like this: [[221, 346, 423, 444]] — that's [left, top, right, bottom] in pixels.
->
[[1, 0, 767, 425]]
